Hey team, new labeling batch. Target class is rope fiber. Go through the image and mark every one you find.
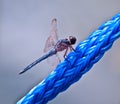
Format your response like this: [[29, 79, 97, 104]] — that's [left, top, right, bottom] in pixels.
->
[[17, 13, 120, 104]]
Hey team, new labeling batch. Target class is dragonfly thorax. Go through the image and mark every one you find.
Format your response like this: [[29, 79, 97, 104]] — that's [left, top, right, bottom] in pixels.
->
[[54, 39, 70, 52]]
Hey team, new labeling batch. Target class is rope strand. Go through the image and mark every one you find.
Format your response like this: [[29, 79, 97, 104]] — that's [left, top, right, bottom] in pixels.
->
[[17, 13, 120, 104]]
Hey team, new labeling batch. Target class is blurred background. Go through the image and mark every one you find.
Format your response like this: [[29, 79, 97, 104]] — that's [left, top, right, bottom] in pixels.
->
[[1, 0, 120, 104]]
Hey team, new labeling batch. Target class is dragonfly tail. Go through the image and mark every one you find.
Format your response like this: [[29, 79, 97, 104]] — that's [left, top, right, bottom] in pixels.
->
[[19, 49, 56, 74]]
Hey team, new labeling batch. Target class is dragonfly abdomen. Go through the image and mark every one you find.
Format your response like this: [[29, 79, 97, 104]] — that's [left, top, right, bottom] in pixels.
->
[[19, 49, 56, 74]]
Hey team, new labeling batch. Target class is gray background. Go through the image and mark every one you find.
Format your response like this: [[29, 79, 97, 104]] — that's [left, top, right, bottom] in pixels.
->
[[1, 0, 120, 104]]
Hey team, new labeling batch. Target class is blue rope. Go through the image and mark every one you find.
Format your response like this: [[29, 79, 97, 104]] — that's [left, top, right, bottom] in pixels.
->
[[17, 13, 120, 104]]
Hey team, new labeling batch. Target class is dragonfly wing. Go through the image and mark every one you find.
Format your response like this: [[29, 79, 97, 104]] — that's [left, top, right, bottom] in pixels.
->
[[43, 18, 61, 68], [44, 18, 58, 52]]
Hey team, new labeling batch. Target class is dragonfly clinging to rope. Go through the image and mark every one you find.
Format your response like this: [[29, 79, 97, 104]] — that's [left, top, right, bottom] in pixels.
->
[[19, 18, 76, 74]]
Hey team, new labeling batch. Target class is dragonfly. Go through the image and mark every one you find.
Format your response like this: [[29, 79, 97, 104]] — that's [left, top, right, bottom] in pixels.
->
[[19, 18, 76, 74]]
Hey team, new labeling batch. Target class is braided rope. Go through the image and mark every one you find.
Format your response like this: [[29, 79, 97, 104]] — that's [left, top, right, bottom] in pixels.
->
[[17, 13, 120, 104]]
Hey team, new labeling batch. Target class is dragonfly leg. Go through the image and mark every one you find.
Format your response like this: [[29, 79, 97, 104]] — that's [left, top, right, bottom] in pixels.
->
[[70, 45, 79, 53], [63, 48, 72, 66], [69, 45, 75, 52], [63, 48, 68, 58]]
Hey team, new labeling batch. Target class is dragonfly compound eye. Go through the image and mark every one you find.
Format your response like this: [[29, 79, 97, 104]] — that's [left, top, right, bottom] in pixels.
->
[[69, 36, 76, 45]]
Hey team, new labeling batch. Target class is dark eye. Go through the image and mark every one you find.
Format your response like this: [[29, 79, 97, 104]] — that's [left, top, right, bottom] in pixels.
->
[[70, 37, 76, 45]]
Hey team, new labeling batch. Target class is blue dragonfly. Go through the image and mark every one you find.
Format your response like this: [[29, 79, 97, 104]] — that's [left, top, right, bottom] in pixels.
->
[[19, 19, 76, 74]]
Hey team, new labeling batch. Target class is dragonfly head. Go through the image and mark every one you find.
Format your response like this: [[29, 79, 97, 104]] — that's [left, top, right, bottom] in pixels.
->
[[68, 36, 76, 45]]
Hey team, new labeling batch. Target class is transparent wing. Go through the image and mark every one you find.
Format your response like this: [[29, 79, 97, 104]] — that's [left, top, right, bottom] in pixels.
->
[[44, 18, 60, 68], [44, 18, 58, 52]]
